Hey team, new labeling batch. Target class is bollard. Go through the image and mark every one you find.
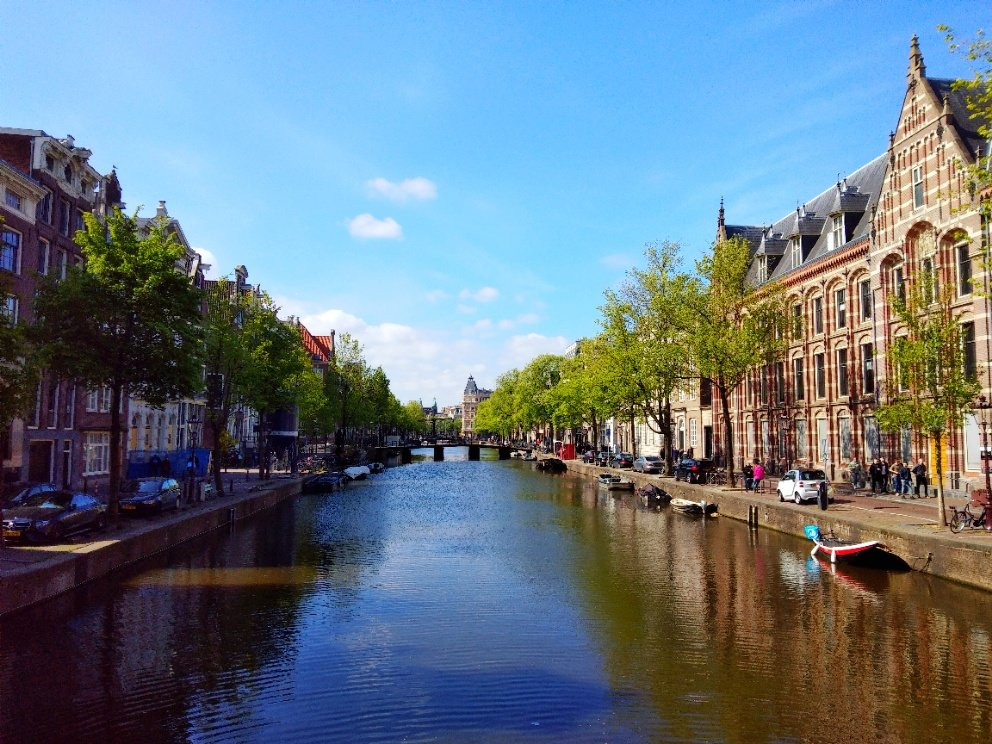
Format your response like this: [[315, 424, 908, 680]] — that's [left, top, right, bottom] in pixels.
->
[[230, 479, 234, 495], [228, 507, 236, 524]]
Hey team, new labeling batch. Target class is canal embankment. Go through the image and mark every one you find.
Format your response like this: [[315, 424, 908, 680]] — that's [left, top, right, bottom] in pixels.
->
[[559, 459, 992, 592], [0, 474, 301, 616]]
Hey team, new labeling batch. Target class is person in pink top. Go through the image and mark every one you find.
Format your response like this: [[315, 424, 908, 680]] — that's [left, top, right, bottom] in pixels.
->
[[751, 460, 765, 492]]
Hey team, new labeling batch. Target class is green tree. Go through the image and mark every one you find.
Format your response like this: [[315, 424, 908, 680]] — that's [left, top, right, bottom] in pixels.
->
[[516, 355, 565, 444], [687, 236, 787, 483], [0, 274, 37, 435], [33, 208, 203, 517], [875, 270, 980, 525], [475, 370, 520, 441], [599, 242, 694, 467], [401, 400, 428, 434]]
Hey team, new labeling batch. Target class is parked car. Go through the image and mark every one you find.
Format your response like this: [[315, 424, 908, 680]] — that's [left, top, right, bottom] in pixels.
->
[[609, 453, 634, 469], [1, 490, 106, 543], [777, 468, 832, 504], [582, 450, 597, 464], [632, 456, 664, 474], [673, 458, 716, 484], [2, 482, 57, 508], [595, 451, 612, 466], [119, 477, 181, 515]]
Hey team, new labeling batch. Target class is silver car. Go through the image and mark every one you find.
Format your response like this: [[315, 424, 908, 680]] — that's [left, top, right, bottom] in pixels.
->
[[632, 456, 663, 474]]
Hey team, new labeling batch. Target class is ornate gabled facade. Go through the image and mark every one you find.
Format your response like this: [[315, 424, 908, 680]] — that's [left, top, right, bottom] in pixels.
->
[[461, 375, 492, 437], [705, 37, 990, 490]]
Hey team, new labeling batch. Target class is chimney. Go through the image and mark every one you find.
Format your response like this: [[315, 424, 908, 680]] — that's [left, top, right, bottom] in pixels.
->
[[156, 200, 168, 217]]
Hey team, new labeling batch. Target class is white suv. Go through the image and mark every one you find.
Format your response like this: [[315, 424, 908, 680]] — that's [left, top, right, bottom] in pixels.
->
[[777, 468, 832, 504]]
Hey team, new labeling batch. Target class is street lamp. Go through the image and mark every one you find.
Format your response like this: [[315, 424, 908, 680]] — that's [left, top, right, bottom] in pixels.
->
[[974, 395, 992, 500], [185, 409, 201, 503]]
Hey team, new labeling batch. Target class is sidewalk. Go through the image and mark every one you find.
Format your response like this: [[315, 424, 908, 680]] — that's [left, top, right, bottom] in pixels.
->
[[0, 469, 298, 580]]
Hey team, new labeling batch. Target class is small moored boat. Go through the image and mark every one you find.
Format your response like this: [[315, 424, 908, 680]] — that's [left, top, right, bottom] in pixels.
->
[[671, 497, 717, 516], [368, 462, 385, 474], [344, 465, 371, 480], [804, 525, 887, 564], [598, 473, 634, 491], [637, 483, 671, 503]]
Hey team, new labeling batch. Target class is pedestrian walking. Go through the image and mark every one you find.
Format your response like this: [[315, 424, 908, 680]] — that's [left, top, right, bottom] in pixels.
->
[[898, 461, 912, 497], [752, 460, 765, 493], [869, 458, 882, 494], [912, 458, 929, 498], [880, 459, 890, 493], [743, 463, 754, 491], [892, 461, 903, 495]]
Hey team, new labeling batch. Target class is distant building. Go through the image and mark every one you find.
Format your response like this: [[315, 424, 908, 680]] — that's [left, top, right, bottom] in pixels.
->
[[461, 375, 492, 437]]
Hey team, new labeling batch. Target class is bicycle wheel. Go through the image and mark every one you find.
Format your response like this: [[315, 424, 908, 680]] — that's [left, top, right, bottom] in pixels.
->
[[949, 511, 968, 533]]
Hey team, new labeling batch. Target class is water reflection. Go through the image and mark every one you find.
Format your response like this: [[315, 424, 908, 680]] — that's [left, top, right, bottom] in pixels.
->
[[0, 458, 990, 743]]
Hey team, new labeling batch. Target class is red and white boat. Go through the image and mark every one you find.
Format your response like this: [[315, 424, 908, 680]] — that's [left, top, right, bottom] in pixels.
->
[[805, 525, 886, 564]]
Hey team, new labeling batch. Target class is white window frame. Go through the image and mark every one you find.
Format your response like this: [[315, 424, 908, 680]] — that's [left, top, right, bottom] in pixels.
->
[[1, 227, 21, 274], [859, 279, 872, 321], [912, 166, 924, 208], [38, 238, 50, 275], [83, 432, 111, 475], [791, 237, 801, 268], [2, 295, 17, 322], [831, 215, 844, 249], [4, 189, 23, 211], [689, 418, 698, 448], [835, 288, 846, 329], [957, 243, 972, 297]]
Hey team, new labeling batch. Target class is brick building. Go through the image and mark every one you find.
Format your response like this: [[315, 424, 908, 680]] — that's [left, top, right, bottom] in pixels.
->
[[461, 375, 492, 437]]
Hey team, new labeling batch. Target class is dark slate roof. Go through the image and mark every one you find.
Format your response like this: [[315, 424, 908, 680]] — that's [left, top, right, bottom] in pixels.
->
[[927, 77, 989, 157], [724, 224, 766, 255], [464, 375, 478, 394], [736, 153, 887, 288]]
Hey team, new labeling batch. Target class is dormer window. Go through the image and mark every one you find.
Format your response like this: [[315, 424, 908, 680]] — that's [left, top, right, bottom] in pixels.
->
[[757, 255, 767, 282], [64, 165, 73, 183], [790, 237, 801, 268], [45, 155, 54, 171], [4, 189, 22, 211], [831, 215, 844, 249]]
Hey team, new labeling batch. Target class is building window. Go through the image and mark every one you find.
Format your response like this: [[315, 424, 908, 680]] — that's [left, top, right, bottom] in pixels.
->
[[920, 256, 937, 303], [37, 238, 50, 275], [962, 322, 977, 381], [835, 288, 846, 329], [59, 199, 71, 236], [957, 244, 972, 296], [812, 297, 823, 335], [73, 209, 84, 233], [1, 229, 21, 273], [776, 362, 785, 403], [862, 343, 875, 395], [895, 337, 909, 391], [912, 166, 924, 208], [29, 381, 41, 428], [58, 250, 67, 280], [831, 214, 844, 249], [760, 365, 768, 402], [860, 279, 872, 321], [793, 358, 805, 401], [63, 385, 75, 430], [4, 189, 23, 211], [2, 294, 18, 322], [837, 348, 849, 396], [84, 432, 111, 475], [47, 379, 59, 429], [689, 418, 698, 448], [815, 353, 826, 399], [792, 304, 803, 340], [893, 266, 905, 303], [757, 255, 767, 283], [791, 237, 801, 268], [36, 191, 53, 224]]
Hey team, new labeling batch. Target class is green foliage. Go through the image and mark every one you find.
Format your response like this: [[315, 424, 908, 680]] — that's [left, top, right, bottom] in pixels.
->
[[0, 275, 38, 429], [875, 275, 980, 521], [32, 208, 204, 510]]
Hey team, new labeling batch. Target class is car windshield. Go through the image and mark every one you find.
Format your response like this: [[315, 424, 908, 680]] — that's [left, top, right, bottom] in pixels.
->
[[643, 456, 660, 462], [798, 470, 826, 480], [20, 491, 71, 509], [122, 480, 162, 494]]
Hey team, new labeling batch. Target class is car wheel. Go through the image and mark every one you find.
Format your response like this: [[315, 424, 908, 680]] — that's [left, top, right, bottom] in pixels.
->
[[51, 523, 66, 543], [174, 495, 181, 511], [794, 491, 802, 505], [778, 489, 785, 502]]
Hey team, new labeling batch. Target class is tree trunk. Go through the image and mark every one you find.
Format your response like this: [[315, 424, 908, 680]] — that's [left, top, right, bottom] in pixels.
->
[[663, 395, 673, 475], [108, 382, 125, 521], [935, 431, 947, 526], [629, 410, 636, 457], [718, 378, 736, 484]]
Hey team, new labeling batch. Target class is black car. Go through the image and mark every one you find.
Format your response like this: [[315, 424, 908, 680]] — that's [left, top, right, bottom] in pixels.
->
[[595, 451, 611, 466], [673, 458, 716, 484], [2, 482, 57, 508], [1, 490, 106, 543], [119, 477, 181, 515], [581, 450, 597, 464], [609, 453, 634, 469]]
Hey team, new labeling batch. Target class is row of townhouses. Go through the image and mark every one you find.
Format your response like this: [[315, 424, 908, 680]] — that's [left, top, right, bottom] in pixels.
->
[[621, 39, 990, 490], [1, 128, 334, 495]]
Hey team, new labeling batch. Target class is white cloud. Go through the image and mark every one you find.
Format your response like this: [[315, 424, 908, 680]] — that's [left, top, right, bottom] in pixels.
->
[[516, 313, 539, 325], [347, 213, 403, 239], [600, 253, 633, 269], [502, 333, 570, 369], [366, 177, 437, 202], [192, 246, 220, 279], [498, 319, 514, 330], [456, 304, 476, 315], [458, 286, 499, 303], [424, 289, 448, 303], [472, 319, 493, 331]]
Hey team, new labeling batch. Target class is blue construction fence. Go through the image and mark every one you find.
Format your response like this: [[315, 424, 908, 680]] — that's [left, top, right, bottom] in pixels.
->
[[126, 448, 211, 479]]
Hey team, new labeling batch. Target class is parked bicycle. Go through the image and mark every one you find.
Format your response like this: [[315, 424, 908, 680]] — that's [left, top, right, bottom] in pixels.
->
[[948, 496, 991, 533]]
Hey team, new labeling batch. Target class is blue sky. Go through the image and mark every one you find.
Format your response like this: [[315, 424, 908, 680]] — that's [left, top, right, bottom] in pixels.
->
[[5, 1, 988, 405]]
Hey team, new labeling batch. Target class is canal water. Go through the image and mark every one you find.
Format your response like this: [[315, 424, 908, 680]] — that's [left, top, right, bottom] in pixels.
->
[[1, 450, 990, 743]]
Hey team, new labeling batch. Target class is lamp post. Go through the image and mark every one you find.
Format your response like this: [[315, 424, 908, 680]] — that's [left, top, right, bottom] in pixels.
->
[[974, 395, 992, 500], [185, 409, 201, 504]]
